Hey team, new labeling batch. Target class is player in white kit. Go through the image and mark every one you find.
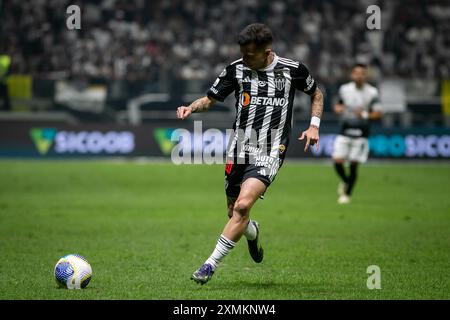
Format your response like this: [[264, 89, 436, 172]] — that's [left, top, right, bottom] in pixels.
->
[[332, 63, 383, 204]]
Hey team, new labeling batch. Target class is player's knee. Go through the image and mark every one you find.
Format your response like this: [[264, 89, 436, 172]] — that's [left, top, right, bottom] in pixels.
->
[[233, 198, 252, 219]]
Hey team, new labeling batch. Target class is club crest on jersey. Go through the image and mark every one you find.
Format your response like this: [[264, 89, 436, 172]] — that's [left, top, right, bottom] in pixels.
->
[[274, 74, 286, 91], [241, 92, 251, 107]]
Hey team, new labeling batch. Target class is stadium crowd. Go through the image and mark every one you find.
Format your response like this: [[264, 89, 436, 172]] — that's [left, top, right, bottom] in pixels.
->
[[1, 0, 450, 85]]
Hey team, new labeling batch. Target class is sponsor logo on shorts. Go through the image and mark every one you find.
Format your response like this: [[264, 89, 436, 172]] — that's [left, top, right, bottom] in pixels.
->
[[255, 155, 277, 168]]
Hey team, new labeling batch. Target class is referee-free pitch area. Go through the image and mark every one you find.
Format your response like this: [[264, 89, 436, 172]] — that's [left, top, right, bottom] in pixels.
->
[[0, 160, 449, 299]]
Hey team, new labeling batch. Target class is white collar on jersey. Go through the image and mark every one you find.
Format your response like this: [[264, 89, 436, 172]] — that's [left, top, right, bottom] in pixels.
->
[[256, 52, 279, 71]]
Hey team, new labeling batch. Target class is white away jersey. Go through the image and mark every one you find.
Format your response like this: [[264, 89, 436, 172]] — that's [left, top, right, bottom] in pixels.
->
[[337, 82, 381, 138]]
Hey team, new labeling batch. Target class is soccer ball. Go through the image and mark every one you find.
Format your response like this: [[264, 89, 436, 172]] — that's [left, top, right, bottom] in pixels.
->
[[54, 254, 92, 289]]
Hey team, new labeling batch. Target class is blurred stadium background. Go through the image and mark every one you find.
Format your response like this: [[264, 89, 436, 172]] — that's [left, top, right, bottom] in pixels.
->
[[1, 0, 449, 300], [0, 0, 449, 159]]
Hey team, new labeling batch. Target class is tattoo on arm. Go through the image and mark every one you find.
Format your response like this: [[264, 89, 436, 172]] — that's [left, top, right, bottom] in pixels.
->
[[190, 97, 214, 113], [311, 88, 324, 119]]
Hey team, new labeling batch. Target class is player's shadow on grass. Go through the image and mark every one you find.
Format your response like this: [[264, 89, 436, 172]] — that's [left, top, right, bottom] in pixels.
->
[[202, 279, 333, 296]]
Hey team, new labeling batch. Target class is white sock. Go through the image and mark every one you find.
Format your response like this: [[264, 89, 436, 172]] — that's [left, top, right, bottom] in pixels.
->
[[205, 234, 236, 270], [244, 220, 257, 241]]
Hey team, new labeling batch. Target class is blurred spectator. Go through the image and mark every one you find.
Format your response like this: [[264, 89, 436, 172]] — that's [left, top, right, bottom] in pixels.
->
[[1, 0, 449, 85]]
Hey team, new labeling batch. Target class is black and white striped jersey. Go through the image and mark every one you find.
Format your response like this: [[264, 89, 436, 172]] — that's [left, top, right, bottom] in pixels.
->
[[206, 53, 317, 163]]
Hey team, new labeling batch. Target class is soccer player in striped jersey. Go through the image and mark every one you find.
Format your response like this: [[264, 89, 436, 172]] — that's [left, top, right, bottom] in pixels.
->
[[176, 23, 324, 285]]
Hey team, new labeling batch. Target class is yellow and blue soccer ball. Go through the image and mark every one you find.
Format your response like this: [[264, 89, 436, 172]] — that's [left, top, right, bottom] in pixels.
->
[[54, 254, 92, 289]]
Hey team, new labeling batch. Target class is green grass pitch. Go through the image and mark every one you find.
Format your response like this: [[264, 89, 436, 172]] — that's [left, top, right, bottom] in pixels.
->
[[0, 160, 449, 299]]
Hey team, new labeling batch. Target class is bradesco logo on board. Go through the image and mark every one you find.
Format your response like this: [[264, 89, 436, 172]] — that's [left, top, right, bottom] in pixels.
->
[[30, 128, 135, 155]]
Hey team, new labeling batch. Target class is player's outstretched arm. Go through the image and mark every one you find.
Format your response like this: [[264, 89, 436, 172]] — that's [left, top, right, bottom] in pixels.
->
[[176, 96, 217, 120], [299, 87, 324, 152]]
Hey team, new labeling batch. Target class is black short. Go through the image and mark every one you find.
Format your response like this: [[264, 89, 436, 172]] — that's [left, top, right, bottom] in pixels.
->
[[224, 160, 281, 199]]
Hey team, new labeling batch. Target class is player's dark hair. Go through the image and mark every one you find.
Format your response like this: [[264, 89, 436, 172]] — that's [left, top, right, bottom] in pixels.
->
[[237, 23, 273, 49], [352, 63, 368, 70]]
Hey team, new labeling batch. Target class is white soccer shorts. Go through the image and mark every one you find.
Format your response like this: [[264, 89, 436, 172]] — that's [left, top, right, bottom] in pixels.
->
[[332, 135, 369, 163]]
